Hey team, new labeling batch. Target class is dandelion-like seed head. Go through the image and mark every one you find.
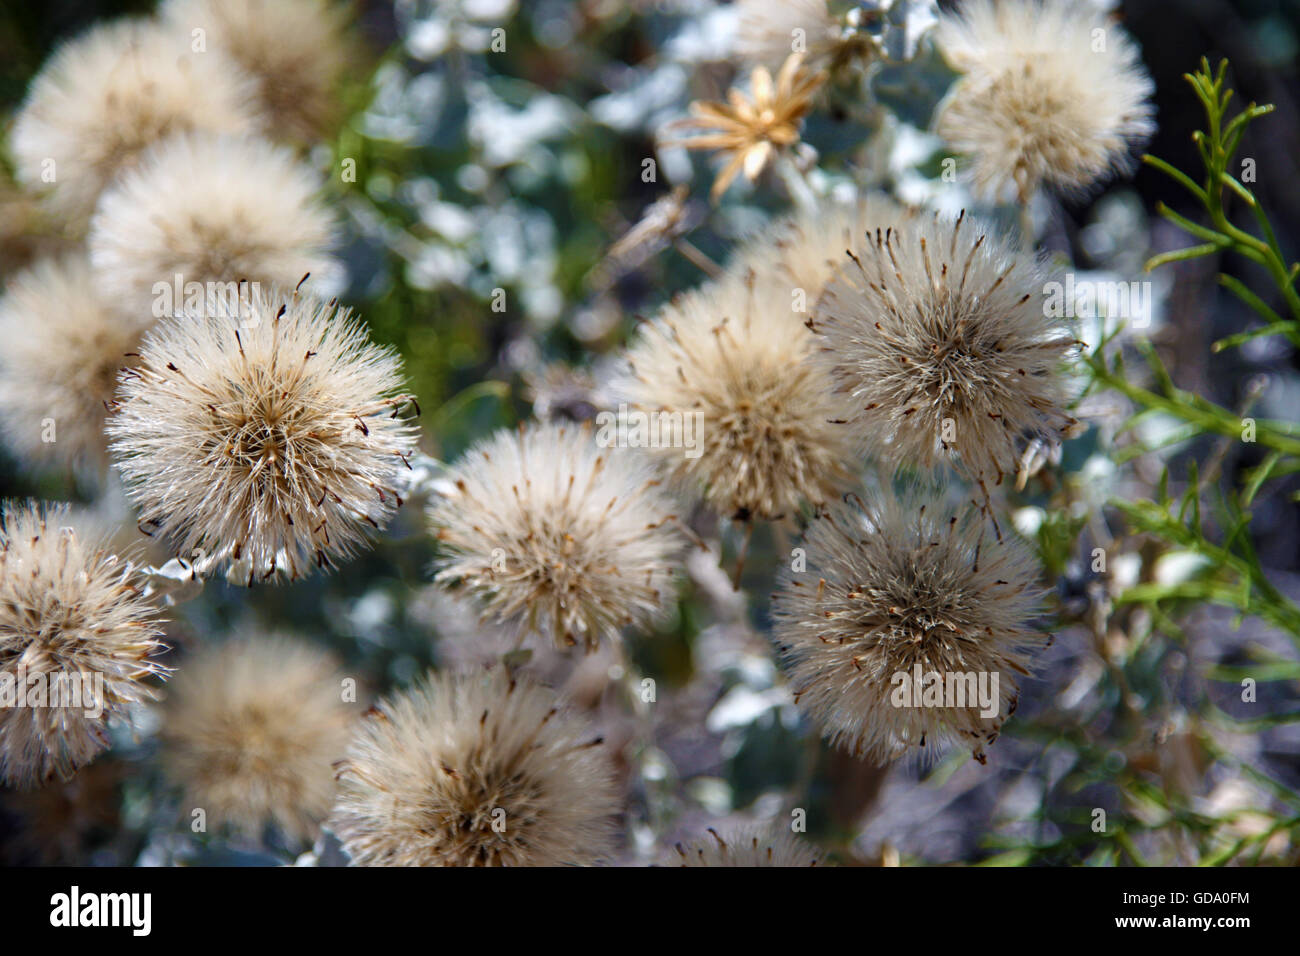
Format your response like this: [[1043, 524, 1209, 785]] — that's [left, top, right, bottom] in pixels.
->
[[0, 501, 166, 789], [161, 0, 351, 142], [429, 421, 684, 650], [0, 255, 148, 482], [615, 272, 856, 522], [330, 668, 620, 866], [811, 210, 1077, 484], [160, 635, 354, 841], [773, 489, 1045, 763], [934, 0, 1155, 200], [673, 826, 822, 866], [735, 0, 841, 72], [10, 18, 261, 224], [88, 131, 338, 314], [732, 192, 911, 310], [107, 288, 419, 584]]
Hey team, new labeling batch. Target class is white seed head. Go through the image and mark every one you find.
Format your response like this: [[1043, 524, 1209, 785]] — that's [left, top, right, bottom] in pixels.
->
[[88, 131, 338, 316], [934, 0, 1155, 200], [735, 0, 841, 71], [0, 501, 167, 789], [107, 288, 419, 583], [429, 421, 684, 650], [330, 668, 621, 866], [160, 635, 355, 841], [0, 255, 149, 482], [731, 192, 912, 312], [811, 210, 1077, 483], [673, 826, 822, 866], [10, 18, 261, 225], [161, 0, 351, 142], [773, 488, 1045, 763], [614, 272, 857, 521]]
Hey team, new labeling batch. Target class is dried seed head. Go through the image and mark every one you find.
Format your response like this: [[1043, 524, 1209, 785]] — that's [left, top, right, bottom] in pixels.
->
[[613, 272, 856, 521], [0, 501, 167, 789], [934, 0, 1155, 200], [107, 288, 419, 583], [330, 669, 621, 866], [773, 488, 1046, 763], [89, 131, 338, 315], [0, 255, 149, 482], [10, 18, 261, 224], [673, 826, 822, 866], [666, 53, 826, 203], [160, 635, 355, 841], [812, 210, 1077, 483], [429, 421, 684, 650], [734, 0, 841, 72], [731, 192, 912, 312], [161, 0, 351, 142]]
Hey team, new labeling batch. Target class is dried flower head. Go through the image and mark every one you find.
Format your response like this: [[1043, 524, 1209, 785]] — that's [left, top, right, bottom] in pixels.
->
[[160, 635, 354, 841], [614, 272, 856, 522], [429, 421, 684, 650], [0, 255, 148, 482], [330, 668, 620, 866], [810, 210, 1078, 485], [107, 288, 419, 584], [89, 132, 337, 315], [673, 826, 822, 866], [667, 53, 825, 202], [735, 0, 842, 72], [934, 0, 1155, 201], [161, 0, 351, 142], [773, 488, 1045, 763], [10, 18, 260, 224], [732, 192, 911, 310], [0, 501, 166, 789]]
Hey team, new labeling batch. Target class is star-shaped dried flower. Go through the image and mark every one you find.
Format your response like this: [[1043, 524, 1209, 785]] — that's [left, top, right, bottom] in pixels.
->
[[665, 53, 825, 203]]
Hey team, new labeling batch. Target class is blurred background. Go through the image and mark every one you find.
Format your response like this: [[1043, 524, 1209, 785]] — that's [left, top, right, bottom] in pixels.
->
[[1, 0, 1298, 866]]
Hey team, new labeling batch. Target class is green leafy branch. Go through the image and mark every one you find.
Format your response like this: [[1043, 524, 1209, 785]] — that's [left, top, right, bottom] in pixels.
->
[[1111, 468, 1300, 641], [1142, 58, 1300, 350], [1082, 330, 1300, 469]]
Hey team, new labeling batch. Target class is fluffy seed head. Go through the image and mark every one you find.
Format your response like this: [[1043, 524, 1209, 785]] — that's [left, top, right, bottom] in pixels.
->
[[811, 210, 1077, 483], [773, 489, 1045, 763], [88, 131, 338, 316], [330, 668, 621, 866], [673, 826, 822, 866], [429, 421, 684, 650], [732, 193, 911, 310], [934, 0, 1155, 200], [0, 501, 166, 789], [0, 255, 148, 482], [161, 0, 351, 142], [10, 18, 260, 224], [160, 635, 354, 841], [614, 272, 856, 522], [734, 0, 841, 71], [107, 288, 419, 583]]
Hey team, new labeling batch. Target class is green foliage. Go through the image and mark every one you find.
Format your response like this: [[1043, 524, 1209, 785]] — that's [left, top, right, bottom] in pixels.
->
[[1143, 58, 1300, 350]]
